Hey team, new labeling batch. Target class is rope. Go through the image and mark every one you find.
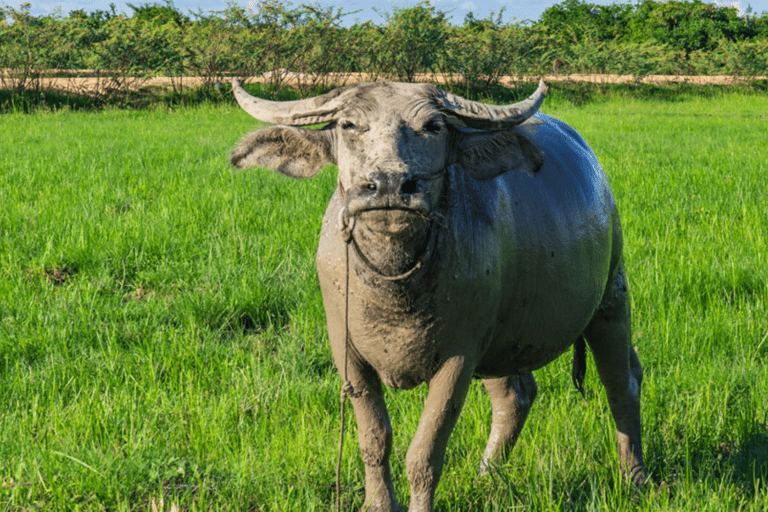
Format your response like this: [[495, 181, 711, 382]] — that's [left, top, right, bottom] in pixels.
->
[[332, 176, 443, 510], [334, 207, 433, 510], [348, 235, 424, 281], [336, 212, 357, 512]]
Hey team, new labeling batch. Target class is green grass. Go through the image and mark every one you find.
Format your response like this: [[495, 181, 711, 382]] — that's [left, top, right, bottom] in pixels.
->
[[0, 91, 766, 511]]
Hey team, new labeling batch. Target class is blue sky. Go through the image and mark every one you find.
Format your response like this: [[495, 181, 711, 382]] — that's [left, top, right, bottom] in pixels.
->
[[26, 0, 768, 26]]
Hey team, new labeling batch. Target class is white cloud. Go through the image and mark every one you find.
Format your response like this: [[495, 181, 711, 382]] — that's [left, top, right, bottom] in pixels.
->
[[460, 1, 477, 10], [712, 0, 746, 17]]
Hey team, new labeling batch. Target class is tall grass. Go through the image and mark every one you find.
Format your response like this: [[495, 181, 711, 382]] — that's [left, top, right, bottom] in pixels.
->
[[0, 91, 766, 510]]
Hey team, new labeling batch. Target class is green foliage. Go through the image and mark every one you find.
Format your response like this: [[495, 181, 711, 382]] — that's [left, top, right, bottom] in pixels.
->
[[2, 0, 768, 102], [542, 39, 689, 76], [0, 4, 67, 90], [183, 5, 258, 91], [341, 21, 389, 80], [67, 4, 118, 26], [696, 39, 768, 76], [127, 0, 188, 26], [538, 0, 759, 50], [90, 15, 183, 87], [538, 0, 634, 43], [446, 11, 540, 92], [247, 1, 348, 94], [537, 0, 767, 57], [378, 1, 450, 82], [628, 0, 755, 53]]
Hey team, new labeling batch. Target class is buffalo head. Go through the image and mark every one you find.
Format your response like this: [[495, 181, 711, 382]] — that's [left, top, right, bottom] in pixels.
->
[[230, 79, 546, 276]]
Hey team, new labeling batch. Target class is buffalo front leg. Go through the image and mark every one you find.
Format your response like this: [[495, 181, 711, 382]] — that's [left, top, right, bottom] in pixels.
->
[[406, 355, 474, 512], [338, 358, 401, 512], [479, 373, 538, 474], [584, 268, 647, 486], [324, 301, 400, 508]]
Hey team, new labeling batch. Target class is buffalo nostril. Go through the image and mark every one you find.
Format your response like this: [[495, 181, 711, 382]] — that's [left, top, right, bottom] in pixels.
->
[[401, 179, 418, 195]]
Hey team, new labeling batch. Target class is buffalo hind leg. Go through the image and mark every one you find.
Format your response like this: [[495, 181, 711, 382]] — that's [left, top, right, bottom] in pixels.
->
[[584, 268, 647, 486], [479, 373, 538, 474]]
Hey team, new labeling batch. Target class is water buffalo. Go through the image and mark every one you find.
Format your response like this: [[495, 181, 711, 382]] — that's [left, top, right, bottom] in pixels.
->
[[230, 78, 646, 511]]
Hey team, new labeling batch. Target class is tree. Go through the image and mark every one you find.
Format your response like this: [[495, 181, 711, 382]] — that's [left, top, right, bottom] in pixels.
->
[[447, 11, 535, 92], [538, 0, 633, 43], [380, 1, 450, 82], [127, 0, 188, 26], [628, 0, 755, 53]]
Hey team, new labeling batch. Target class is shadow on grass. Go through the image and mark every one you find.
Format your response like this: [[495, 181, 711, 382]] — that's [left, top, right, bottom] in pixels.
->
[[0, 84, 232, 113], [445, 420, 768, 511], [546, 79, 768, 106], [729, 423, 768, 490], [0, 81, 340, 114], [0, 88, 99, 112], [643, 418, 768, 500], [181, 289, 293, 338]]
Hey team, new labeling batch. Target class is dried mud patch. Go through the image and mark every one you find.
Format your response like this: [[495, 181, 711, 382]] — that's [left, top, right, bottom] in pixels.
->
[[22, 264, 79, 286]]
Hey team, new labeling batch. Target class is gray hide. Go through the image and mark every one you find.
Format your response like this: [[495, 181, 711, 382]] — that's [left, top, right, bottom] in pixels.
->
[[230, 79, 647, 512]]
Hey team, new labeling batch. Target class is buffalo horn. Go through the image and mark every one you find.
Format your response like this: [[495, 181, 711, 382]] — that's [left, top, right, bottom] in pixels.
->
[[437, 79, 548, 130], [232, 77, 547, 130], [232, 78, 352, 125]]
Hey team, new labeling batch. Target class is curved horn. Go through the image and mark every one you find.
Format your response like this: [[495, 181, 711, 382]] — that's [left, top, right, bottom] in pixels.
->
[[438, 79, 548, 130], [232, 78, 351, 125]]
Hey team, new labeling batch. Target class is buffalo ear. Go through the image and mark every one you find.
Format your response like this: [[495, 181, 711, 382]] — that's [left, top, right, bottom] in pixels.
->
[[453, 129, 543, 181], [230, 125, 336, 178]]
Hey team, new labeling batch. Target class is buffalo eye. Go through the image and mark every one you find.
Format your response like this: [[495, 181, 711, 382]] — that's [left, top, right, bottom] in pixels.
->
[[423, 119, 444, 134]]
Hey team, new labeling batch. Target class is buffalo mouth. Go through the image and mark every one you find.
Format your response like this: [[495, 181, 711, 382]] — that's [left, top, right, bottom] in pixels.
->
[[355, 207, 430, 236], [346, 206, 437, 278]]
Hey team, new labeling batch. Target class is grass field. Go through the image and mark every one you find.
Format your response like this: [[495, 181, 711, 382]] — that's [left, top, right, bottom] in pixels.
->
[[1, 87, 766, 511]]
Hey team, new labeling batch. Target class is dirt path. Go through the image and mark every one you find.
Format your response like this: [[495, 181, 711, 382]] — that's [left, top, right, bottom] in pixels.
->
[[4, 72, 765, 96]]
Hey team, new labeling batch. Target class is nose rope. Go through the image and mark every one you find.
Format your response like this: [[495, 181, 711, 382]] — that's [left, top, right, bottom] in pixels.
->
[[335, 204, 436, 510], [337, 209, 359, 512], [349, 236, 424, 281], [340, 207, 435, 282]]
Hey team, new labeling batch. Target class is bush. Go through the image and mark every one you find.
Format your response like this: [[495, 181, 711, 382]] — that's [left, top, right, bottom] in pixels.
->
[[378, 1, 450, 82], [2, 0, 768, 103], [445, 12, 538, 91], [690, 39, 768, 76]]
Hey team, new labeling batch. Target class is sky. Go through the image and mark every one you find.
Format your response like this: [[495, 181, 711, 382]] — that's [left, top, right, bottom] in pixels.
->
[[25, 0, 768, 26]]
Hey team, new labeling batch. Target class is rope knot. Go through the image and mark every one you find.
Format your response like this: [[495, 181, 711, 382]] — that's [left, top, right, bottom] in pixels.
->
[[339, 209, 355, 244], [342, 380, 361, 399]]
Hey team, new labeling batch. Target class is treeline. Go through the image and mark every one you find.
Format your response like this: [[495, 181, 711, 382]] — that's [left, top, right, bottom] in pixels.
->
[[2, 0, 768, 99]]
